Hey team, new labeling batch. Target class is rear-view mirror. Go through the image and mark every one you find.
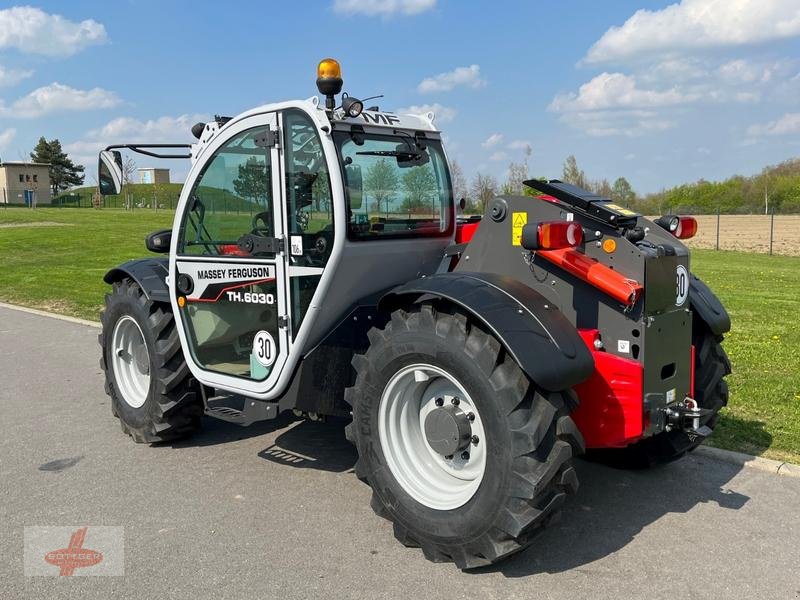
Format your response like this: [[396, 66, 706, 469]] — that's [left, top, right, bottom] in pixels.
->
[[145, 229, 172, 253], [98, 150, 123, 196], [346, 164, 363, 210]]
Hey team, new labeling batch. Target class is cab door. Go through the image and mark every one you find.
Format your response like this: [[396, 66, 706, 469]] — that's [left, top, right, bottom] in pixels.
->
[[172, 113, 290, 392]]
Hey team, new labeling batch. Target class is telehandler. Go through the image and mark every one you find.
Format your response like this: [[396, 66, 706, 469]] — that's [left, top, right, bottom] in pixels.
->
[[98, 58, 730, 569]]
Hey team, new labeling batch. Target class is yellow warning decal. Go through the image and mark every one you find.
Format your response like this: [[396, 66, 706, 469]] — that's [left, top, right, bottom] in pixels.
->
[[605, 203, 637, 216], [512, 211, 527, 246]]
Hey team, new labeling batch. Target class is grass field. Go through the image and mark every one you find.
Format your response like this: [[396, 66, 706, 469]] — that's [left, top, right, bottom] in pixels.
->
[[1, 207, 798, 462]]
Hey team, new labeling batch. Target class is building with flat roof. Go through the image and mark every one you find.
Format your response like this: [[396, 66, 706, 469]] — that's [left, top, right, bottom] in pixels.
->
[[138, 168, 170, 184], [0, 162, 52, 205]]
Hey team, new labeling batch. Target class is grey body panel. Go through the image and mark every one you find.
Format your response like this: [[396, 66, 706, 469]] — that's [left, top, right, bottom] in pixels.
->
[[300, 236, 450, 354], [380, 272, 595, 391], [104, 258, 170, 303]]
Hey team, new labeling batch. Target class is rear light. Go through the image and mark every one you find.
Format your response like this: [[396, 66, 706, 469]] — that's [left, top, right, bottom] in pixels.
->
[[674, 216, 697, 239], [537, 221, 584, 249], [655, 215, 697, 239]]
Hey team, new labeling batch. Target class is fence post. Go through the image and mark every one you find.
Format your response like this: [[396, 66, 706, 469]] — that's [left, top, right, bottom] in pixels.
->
[[715, 206, 720, 251], [769, 209, 774, 256]]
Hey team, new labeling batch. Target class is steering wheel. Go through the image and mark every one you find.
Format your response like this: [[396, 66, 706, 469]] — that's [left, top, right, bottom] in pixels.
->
[[251, 211, 273, 236]]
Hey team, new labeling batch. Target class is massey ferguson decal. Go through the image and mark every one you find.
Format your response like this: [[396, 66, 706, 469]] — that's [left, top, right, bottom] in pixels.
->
[[177, 262, 276, 303]]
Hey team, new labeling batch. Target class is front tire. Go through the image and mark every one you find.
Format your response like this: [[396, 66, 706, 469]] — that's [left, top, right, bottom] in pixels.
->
[[345, 303, 584, 569], [100, 277, 203, 443]]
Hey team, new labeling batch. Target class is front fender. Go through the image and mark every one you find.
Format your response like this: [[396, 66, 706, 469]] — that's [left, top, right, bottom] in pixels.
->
[[689, 274, 730, 336], [380, 272, 594, 392], [104, 258, 170, 303]]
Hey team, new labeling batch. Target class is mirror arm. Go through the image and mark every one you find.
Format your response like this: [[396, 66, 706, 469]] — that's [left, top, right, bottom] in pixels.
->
[[104, 144, 193, 159]]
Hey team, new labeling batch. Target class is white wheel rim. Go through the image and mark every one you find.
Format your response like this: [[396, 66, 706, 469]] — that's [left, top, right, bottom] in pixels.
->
[[378, 363, 486, 510], [111, 315, 150, 409]]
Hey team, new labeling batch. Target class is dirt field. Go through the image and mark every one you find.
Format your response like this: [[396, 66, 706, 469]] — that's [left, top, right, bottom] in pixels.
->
[[647, 214, 800, 256]]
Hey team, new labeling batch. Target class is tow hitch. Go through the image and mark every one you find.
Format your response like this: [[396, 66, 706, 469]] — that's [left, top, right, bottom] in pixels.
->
[[664, 397, 714, 442]]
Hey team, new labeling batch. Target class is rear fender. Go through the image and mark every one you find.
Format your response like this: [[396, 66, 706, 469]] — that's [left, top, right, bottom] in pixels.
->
[[689, 274, 730, 335], [380, 272, 594, 391], [104, 258, 170, 303]]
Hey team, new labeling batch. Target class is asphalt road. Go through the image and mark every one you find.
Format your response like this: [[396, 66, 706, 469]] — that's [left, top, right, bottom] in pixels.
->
[[2, 305, 799, 600]]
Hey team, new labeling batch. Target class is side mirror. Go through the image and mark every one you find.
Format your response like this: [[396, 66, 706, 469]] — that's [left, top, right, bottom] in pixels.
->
[[145, 229, 172, 253], [345, 164, 363, 210], [98, 150, 123, 196]]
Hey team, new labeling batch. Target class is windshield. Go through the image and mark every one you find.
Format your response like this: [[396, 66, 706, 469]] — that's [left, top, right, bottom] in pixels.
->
[[334, 131, 453, 240]]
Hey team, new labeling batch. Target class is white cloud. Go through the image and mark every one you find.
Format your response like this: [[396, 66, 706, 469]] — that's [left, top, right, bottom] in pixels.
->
[[0, 6, 107, 57], [332, 0, 435, 17], [481, 133, 503, 148], [507, 140, 531, 151], [0, 127, 15, 150], [639, 57, 709, 83], [0, 65, 33, 87], [1, 83, 120, 118], [64, 113, 209, 166], [549, 72, 695, 112], [557, 109, 676, 137], [717, 59, 782, 84], [489, 151, 508, 162], [394, 103, 456, 123], [418, 64, 485, 94], [747, 112, 800, 136], [584, 0, 800, 64]]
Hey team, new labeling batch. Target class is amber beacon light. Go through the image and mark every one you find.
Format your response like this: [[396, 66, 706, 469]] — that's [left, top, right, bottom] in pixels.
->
[[316, 58, 343, 111]]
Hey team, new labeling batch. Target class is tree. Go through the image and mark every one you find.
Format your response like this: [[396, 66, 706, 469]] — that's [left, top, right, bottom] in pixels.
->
[[448, 158, 467, 205], [401, 167, 438, 213], [30, 137, 85, 196], [470, 173, 499, 212], [502, 161, 529, 195], [612, 177, 635, 206], [121, 156, 137, 209], [562, 155, 587, 189], [232, 157, 267, 205], [122, 156, 137, 186], [364, 159, 399, 218], [593, 178, 613, 198]]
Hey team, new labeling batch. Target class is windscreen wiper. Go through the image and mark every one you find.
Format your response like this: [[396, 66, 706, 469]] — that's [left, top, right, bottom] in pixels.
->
[[356, 150, 420, 159]]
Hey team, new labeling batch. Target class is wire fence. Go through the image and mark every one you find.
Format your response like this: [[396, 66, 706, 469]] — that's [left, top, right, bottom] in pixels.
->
[[648, 212, 800, 256], [5, 193, 799, 257]]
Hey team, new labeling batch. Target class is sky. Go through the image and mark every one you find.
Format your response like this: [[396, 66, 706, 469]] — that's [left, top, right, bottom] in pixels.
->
[[1, 0, 799, 194]]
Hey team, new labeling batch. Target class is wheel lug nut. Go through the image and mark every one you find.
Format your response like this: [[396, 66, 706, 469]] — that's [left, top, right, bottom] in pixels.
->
[[461, 451, 470, 460], [471, 435, 479, 446], [467, 412, 475, 421], [435, 397, 444, 407], [451, 397, 460, 406]]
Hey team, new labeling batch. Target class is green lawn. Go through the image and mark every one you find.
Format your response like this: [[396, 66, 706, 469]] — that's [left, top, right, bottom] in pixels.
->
[[1, 207, 798, 462], [0, 207, 174, 319], [690, 249, 800, 463]]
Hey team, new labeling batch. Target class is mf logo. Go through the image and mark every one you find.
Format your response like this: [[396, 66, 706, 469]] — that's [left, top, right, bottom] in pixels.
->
[[361, 112, 401, 126]]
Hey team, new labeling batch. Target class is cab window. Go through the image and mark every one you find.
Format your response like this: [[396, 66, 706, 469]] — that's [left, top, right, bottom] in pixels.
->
[[178, 127, 273, 257], [335, 132, 453, 240], [283, 109, 334, 332]]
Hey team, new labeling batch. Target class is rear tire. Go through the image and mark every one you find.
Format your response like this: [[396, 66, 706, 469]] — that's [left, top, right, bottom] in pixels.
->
[[345, 303, 584, 569], [589, 317, 731, 468], [100, 277, 203, 443]]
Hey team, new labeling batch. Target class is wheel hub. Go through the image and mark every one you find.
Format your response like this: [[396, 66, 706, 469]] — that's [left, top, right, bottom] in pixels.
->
[[378, 363, 487, 510], [424, 404, 472, 457]]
